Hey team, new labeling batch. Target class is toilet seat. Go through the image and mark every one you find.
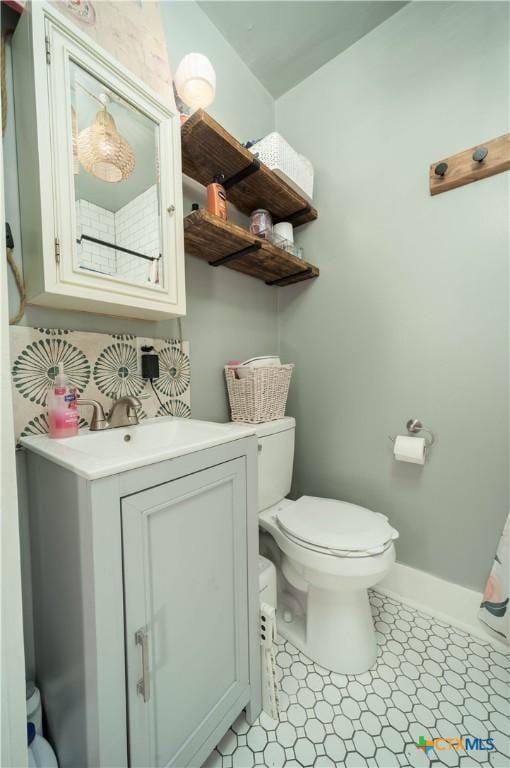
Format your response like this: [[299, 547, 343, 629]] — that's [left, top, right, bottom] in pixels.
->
[[276, 496, 399, 558]]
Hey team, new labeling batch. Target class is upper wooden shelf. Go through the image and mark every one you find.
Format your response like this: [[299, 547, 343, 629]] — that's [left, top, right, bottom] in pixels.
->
[[181, 110, 318, 228], [184, 210, 319, 287]]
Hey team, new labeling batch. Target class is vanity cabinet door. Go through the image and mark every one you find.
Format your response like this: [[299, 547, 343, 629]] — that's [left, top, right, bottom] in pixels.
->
[[122, 459, 249, 768]]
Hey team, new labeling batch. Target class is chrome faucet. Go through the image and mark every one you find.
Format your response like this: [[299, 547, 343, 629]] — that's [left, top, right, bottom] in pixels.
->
[[77, 395, 146, 431], [109, 396, 143, 428], [76, 398, 109, 430]]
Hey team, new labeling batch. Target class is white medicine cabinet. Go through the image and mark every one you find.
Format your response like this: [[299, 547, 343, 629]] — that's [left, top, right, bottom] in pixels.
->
[[13, 2, 185, 319]]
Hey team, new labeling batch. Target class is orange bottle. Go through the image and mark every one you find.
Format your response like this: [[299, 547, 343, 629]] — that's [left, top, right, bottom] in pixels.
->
[[207, 174, 228, 220]]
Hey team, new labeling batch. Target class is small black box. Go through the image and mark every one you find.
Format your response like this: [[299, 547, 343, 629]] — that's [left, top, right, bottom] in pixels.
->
[[141, 353, 160, 380]]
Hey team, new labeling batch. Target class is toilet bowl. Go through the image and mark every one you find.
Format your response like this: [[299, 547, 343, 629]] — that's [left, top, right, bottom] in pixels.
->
[[254, 418, 398, 674]]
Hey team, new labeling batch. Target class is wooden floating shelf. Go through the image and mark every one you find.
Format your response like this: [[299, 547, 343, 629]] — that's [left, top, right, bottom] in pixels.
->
[[184, 210, 319, 287], [181, 110, 318, 228]]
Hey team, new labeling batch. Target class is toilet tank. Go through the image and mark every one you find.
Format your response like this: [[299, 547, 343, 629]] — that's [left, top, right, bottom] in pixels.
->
[[255, 417, 295, 511]]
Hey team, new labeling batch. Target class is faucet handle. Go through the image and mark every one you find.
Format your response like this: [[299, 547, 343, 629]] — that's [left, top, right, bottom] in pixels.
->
[[76, 398, 108, 431]]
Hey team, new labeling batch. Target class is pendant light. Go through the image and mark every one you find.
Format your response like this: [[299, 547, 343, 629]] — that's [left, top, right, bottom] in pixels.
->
[[174, 53, 216, 112], [77, 94, 135, 183]]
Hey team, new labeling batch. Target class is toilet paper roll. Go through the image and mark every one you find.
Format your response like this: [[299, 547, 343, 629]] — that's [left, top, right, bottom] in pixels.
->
[[393, 435, 426, 465]]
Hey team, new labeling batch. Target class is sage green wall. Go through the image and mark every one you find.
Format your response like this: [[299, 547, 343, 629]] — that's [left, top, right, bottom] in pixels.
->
[[4, 0, 277, 424], [276, 1, 509, 591]]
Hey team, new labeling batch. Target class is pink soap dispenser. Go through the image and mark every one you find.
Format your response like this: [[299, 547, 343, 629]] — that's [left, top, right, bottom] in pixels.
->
[[47, 363, 78, 438]]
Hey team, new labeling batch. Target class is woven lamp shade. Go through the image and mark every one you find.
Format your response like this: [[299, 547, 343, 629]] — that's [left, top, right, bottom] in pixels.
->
[[77, 109, 135, 182]]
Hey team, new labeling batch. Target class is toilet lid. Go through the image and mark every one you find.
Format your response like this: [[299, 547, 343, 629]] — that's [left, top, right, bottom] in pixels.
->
[[276, 496, 398, 554]]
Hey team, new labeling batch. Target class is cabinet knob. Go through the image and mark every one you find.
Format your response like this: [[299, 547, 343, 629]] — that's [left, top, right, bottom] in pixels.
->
[[434, 162, 448, 177], [167, 205, 176, 214], [473, 147, 488, 163]]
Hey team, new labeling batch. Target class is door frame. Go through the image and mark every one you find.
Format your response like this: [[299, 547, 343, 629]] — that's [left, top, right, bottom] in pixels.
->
[[0, 56, 27, 766]]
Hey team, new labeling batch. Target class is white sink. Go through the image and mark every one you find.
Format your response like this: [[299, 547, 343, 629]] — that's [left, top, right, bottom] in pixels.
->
[[20, 416, 256, 479]]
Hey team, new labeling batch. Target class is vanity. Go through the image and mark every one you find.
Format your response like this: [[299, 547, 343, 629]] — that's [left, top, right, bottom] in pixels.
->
[[21, 419, 261, 767]]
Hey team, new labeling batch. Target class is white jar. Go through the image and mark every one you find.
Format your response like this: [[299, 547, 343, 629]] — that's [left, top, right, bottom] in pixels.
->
[[273, 222, 294, 244]]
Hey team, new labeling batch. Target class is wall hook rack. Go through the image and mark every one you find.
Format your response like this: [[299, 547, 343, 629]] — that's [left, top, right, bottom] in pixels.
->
[[429, 133, 510, 195]]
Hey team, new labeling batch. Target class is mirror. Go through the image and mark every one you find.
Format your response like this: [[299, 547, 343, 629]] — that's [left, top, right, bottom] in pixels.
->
[[70, 60, 162, 287]]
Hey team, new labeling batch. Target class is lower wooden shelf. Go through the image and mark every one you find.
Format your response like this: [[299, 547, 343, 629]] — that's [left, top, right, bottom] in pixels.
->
[[183, 210, 319, 287]]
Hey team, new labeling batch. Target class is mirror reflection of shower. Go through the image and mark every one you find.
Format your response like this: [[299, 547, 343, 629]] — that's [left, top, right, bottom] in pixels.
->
[[70, 61, 162, 287]]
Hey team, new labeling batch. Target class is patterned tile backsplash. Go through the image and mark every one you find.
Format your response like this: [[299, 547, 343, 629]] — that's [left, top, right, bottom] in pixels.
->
[[10, 327, 191, 441]]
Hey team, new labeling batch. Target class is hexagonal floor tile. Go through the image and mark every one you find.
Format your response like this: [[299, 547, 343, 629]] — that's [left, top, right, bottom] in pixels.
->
[[353, 730, 376, 759], [387, 707, 409, 732], [360, 711, 381, 738], [323, 684, 342, 705], [291, 661, 308, 680], [490, 710, 510, 737], [287, 703, 307, 727], [347, 681, 366, 701], [324, 734, 346, 763], [306, 672, 324, 692], [294, 737, 317, 766], [489, 693, 508, 715], [345, 751, 368, 767], [304, 718, 326, 744], [263, 741, 286, 767], [275, 721, 297, 749], [392, 690, 413, 713], [381, 726, 405, 753], [372, 678, 392, 699], [297, 687, 316, 709], [232, 746, 254, 768], [329, 713, 353, 741], [342, 699, 363, 723], [282, 675, 299, 696], [314, 700, 334, 724], [246, 726, 268, 753]]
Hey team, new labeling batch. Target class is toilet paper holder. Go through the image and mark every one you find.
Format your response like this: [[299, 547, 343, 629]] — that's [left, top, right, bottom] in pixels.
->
[[389, 419, 435, 447]]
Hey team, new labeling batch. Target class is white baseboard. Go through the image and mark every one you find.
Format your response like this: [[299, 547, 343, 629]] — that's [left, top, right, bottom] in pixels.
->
[[378, 562, 508, 653]]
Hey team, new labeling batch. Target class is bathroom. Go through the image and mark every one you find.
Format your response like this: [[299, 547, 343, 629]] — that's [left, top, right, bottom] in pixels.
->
[[1, 0, 508, 766]]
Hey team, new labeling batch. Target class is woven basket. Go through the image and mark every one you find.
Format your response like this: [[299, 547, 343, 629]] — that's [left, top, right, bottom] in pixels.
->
[[225, 365, 294, 423], [249, 132, 314, 201]]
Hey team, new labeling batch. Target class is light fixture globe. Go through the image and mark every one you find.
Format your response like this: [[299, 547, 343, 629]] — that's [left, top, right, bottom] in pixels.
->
[[174, 53, 216, 111], [77, 108, 135, 183]]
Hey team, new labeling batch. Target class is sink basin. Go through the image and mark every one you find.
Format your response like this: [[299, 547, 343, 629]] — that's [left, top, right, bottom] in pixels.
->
[[20, 416, 256, 479]]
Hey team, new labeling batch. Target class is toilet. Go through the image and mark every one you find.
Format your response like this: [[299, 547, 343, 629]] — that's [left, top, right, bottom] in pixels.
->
[[255, 417, 398, 674]]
